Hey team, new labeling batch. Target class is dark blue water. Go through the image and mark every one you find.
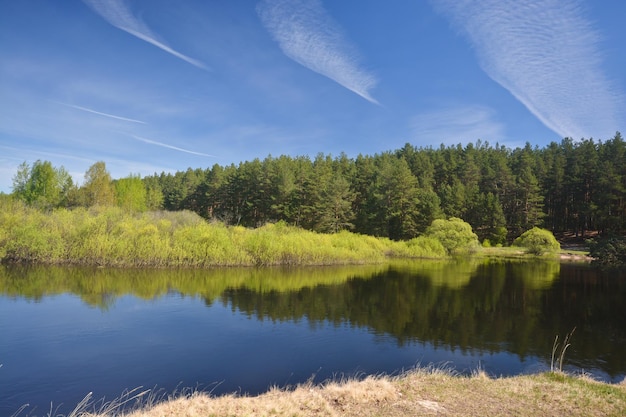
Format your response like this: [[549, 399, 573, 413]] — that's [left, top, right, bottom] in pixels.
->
[[1, 261, 625, 416]]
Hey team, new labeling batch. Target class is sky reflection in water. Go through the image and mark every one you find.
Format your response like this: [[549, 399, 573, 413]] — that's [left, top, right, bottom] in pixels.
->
[[1, 260, 624, 416]]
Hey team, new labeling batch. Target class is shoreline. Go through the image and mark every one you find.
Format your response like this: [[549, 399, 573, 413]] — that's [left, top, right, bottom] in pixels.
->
[[41, 368, 626, 417], [1, 202, 597, 269], [1, 245, 593, 269]]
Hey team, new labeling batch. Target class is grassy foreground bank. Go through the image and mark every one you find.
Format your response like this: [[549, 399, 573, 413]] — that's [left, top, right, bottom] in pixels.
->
[[68, 368, 626, 417]]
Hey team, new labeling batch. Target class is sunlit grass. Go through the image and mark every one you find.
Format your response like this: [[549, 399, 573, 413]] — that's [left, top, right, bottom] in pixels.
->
[[1, 200, 587, 268], [0, 202, 452, 267], [14, 367, 625, 417]]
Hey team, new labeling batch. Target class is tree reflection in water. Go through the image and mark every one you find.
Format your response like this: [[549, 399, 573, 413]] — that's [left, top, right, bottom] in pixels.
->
[[1, 260, 624, 378]]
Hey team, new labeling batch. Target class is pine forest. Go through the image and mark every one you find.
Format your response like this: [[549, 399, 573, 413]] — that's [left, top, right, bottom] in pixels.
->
[[9, 133, 626, 245]]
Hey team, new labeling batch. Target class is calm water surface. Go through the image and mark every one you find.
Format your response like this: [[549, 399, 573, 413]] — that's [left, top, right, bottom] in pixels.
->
[[1, 260, 625, 416]]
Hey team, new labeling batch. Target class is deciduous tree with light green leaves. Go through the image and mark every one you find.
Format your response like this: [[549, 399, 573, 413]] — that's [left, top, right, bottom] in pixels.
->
[[425, 217, 479, 255], [83, 161, 116, 207], [115, 174, 147, 212], [11, 160, 73, 209], [513, 227, 560, 255]]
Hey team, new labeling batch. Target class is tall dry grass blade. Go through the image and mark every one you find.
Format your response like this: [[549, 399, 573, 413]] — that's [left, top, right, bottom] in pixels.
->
[[96, 387, 151, 416], [558, 327, 576, 372], [66, 391, 93, 417], [551, 335, 559, 372], [551, 327, 576, 373], [9, 403, 29, 417]]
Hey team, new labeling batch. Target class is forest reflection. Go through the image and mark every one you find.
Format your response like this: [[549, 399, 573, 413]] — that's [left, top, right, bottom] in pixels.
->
[[2, 260, 625, 377]]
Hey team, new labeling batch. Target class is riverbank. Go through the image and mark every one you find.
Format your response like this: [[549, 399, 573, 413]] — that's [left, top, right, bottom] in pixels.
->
[[1, 201, 591, 268], [0, 203, 448, 267], [476, 245, 592, 263], [81, 368, 626, 417]]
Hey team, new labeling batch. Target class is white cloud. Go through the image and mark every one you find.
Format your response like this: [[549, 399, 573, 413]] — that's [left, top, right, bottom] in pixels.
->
[[257, 0, 378, 104], [411, 105, 506, 145], [83, 0, 208, 70], [432, 0, 624, 140]]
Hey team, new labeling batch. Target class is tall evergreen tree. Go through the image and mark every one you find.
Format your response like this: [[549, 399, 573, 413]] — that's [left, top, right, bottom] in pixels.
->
[[577, 139, 600, 237], [266, 155, 297, 223], [375, 156, 422, 240], [467, 192, 507, 244], [540, 142, 566, 231], [510, 145, 544, 235], [315, 175, 356, 233], [352, 154, 379, 236]]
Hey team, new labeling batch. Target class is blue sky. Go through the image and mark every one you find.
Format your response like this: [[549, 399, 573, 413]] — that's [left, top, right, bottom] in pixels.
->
[[1, 0, 624, 192]]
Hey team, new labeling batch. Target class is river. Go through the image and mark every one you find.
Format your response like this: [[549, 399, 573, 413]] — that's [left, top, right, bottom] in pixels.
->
[[1, 260, 624, 416]]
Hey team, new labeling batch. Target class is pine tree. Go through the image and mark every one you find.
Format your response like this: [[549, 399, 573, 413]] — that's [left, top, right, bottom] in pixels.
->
[[315, 175, 356, 233], [375, 156, 422, 240]]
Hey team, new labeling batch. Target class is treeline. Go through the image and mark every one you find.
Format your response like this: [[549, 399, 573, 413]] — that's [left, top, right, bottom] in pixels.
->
[[10, 160, 163, 212], [148, 133, 626, 242], [9, 132, 626, 243]]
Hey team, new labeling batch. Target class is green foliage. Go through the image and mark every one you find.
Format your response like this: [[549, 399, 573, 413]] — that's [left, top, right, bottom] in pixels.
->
[[511, 145, 545, 235], [143, 178, 164, 211], [240, 222, 388, 266], [425, 217, 479, 255], [588, 236, 626, 267], [413, 188, 443, 234], [147, 134, 626, 239], [11, 160, 73, 209], [0, 202, 454, 267], [83, 161, 116, 206], [389, 235, 447, 258], [0, 201, 65, 262], [513, 227, 560, 255], [314, 175, 355, 233], [114, 174, 147, 212], [10, 131, 626, 241], [374, 155, 423, 240], [467, 192, 507, 245]]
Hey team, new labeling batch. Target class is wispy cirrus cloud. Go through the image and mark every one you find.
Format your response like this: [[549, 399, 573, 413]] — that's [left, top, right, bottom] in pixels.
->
[[130, 134, 216, 158], [82, 0, 207, 70], [257, 0, 378, 104], [411, 105, 506, 145], [432, 0, 623, 140], [56, 102, 146, 124]]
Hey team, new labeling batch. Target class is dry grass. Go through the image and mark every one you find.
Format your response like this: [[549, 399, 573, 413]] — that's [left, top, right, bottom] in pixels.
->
[[74, 368, 626, 417]]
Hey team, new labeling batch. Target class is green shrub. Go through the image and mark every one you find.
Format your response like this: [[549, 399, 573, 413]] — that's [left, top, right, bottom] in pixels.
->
[[399, 236, 447, 258], [588, 236, 626, 267], [425, 217, 479, 255], [513, 227, 560, 255], [0, 203, 451, 267]]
